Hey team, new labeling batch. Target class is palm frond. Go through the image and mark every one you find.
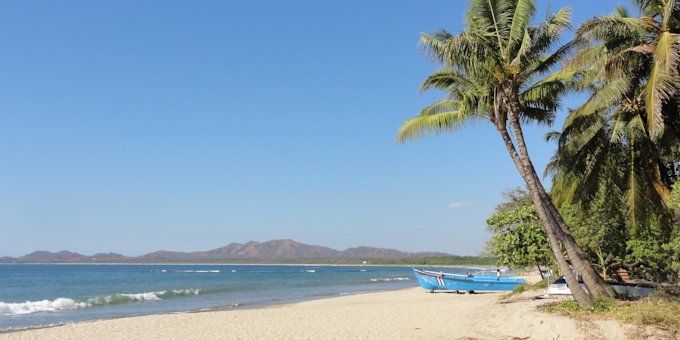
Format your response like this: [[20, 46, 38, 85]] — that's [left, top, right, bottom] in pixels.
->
[[566, 75, 633, 126], [419, 31, 452, 64], [661, 0, 677, 31], [396, 107, 479, 143], [645, 31, 680, 138], [420, 70, 476, 93], [511, 29, 533, 68], [615, 5, 630, 18], [521, 40, 575, 80], [576, 16, 643, 44], [507, 0, 536, 54]]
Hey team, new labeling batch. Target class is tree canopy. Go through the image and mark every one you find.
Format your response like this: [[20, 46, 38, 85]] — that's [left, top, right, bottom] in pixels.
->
[[487, 189, 553, 271]]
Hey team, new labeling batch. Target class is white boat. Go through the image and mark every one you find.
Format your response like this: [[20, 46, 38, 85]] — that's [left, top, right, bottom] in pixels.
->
[[544, 276, 656, 298]]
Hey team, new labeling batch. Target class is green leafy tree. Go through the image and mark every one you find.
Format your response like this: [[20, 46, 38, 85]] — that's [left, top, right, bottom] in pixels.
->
[[626, 237, 677, 282], [487, 190, 553, 274], [397, 0, 612, 306]]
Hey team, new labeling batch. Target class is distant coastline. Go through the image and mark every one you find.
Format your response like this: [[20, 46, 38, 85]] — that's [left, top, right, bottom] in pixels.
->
[[0, 239, 496, 266]]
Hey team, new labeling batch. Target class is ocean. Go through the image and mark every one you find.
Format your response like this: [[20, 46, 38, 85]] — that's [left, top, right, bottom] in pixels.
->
[[0, 264, 478, 332]]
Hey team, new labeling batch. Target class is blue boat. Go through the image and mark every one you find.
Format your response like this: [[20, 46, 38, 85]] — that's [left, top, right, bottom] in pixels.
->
[[413, 268, 525, 292]]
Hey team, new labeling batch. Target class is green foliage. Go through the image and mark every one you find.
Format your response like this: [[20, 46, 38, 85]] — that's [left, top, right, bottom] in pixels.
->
[[544, 298, 617, 314], [487, 188, 553, 270], [668, 235, 680, 278], [626, 236, 679, 282], [558, 184, 679, 282], [672, 182, 680, 212], [544, 300, 582, 314], [559, 188, 628, 278]]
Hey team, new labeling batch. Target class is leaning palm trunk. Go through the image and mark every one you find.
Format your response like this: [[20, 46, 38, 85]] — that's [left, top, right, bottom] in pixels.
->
[[532, 171, 616, 298], [496, 123, 595, 307], [503, 86, 613, 299]]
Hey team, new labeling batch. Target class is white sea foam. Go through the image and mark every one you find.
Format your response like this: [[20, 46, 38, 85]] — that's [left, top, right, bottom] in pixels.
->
[[369, 277, 410, 282], [119, 292, 162, 302], [175, 270, 220, 273], [168, 289, 201, 296], [90, 289, 201, 305], [0, 289, 202, 316], [0, 298, 87, 315]]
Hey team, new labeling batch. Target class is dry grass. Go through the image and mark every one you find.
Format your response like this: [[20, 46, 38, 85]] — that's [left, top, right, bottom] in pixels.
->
[[541, 296, 680, 332], [500, 278, 550, 299]]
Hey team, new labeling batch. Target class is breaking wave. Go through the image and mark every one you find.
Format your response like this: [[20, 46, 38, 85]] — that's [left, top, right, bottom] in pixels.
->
[[87, 289, 200, 306], [0, 298, 88, 316], [0, 289, 201, 316]]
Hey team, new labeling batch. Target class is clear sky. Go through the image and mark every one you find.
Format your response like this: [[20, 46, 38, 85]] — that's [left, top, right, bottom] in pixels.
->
[[0, 0, 626, 257]]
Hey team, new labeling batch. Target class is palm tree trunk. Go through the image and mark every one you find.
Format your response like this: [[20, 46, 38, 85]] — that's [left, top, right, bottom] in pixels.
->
[[495, 123, 594, 307], [506, 121, 614, 297], [502, 85, 614, 299], [531, 174, 616, 298]]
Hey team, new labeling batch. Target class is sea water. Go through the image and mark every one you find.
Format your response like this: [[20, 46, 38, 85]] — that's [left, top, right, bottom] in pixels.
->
[[0, 264, 477, 331]]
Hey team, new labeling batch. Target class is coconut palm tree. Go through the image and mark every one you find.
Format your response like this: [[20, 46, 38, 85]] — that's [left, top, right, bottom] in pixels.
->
[[397, 0, 612, 306], [564, 0, 680, 144], [573, 0, 680, 141], [549, 1, 680, 234]]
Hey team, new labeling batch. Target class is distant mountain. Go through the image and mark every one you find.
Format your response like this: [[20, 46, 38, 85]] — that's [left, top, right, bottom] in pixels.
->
[[341, 246, 448, 258], [20, 250, 88, 262], [0, 239, 453, 263], [138, 239, 337, 261], [91, 252, 127, 261], [1, 250, 129, 263]]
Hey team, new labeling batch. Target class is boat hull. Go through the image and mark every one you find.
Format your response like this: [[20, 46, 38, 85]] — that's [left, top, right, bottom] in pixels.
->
[[413, 268, 524, 291]]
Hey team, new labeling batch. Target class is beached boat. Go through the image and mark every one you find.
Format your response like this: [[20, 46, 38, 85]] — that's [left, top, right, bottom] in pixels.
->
[[413, 268, 525, 292], [544, 276, 657, 298]]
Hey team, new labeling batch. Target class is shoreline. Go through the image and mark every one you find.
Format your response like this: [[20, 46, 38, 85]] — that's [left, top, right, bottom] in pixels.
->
[[0, 288, 406, 335], [0, 287, 633, 340], [0, 284, 416, 334]]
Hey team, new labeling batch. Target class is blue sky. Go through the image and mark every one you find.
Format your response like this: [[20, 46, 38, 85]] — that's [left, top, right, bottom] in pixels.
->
[[0, 0, 625, 257]]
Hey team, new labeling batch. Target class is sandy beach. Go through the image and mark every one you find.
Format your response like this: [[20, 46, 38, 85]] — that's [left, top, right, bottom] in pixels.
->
[[0, 287, 634, 340]]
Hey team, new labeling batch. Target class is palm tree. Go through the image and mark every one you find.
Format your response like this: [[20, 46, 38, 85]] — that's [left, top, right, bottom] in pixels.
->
[[549, 1, 680, 234], [397, 0, 612, 306], [566, 0, 680, 151]]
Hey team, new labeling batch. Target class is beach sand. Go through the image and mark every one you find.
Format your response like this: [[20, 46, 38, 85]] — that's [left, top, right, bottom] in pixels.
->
[[0, 287, 634, 340]]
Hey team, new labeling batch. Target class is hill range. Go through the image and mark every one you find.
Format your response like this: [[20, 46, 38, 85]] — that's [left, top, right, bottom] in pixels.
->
[[0, 239, 488, 265]]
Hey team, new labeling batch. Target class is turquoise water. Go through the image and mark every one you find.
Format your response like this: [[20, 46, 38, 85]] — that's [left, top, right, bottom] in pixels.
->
[[0, 264, 476, 331]]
